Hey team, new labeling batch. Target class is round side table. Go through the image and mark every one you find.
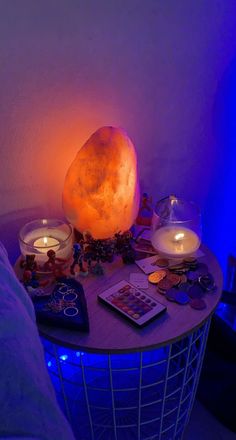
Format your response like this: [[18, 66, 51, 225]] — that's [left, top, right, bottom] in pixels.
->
[[35, 246, 222, 440]]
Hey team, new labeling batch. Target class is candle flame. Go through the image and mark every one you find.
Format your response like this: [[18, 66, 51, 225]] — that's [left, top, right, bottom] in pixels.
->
[[174, 232, 185, 241], [43, 237, 48, 246], [170, 195, 177, 206]]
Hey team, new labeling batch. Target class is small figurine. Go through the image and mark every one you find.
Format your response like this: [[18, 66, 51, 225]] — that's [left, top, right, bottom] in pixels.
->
[[22, 270, 48, 290], [22, 270, 49, 291], [20, 254, 37, 271], [70, 243, 88, 276], [70, 243, 83, 275], [44, 249, 66, 277], [83, 245, 94, 271], [136, 192, 153, 226], [22, 270, 37, 289]]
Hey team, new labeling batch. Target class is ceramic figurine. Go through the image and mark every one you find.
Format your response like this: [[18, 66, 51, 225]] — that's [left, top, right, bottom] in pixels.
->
[[44, 250, 66, 276], [70, 243, 83, 275], [136, 192, 153, 226], [20, 254, 37, 271]]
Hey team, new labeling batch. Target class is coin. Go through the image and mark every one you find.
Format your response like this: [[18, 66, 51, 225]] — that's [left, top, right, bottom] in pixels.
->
[[190, 298, 206, 310], [157, 287, 167, 295], [175, 291, 190, 305], [199, 273, 215, 291], [188, 268, 198, 273], [187, 271, 199, 282], [166, 288, 178, 301], [178, 282, 190, 291], [188, 284, 204, 299], [180, 274, 188, 284], [155, 258, 169, 268], [157, 278, 173, 291], [148, 270, 167, 284], [183, 257, 197, 264], [171, 267, 189, 275], [169, 263, 185, 271], [167, 273, 181, 286]]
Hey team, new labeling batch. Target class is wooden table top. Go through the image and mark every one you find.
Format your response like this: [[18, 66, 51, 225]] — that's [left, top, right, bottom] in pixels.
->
[[33, 244, 223, 354]]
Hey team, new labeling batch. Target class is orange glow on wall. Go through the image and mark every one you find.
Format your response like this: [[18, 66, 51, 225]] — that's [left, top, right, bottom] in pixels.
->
[[63, 126, 140, 239]]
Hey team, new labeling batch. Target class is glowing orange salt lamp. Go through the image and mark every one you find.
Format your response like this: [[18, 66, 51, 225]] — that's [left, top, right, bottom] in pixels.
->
[[63, 126, 140, 239]]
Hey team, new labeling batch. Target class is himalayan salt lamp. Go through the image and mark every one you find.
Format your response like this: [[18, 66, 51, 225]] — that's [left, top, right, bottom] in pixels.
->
[[63, 126, 140, 239]]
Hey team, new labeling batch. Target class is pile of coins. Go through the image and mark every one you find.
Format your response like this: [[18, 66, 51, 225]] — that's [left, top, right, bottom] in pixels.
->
[[148, 257, 216, 310]]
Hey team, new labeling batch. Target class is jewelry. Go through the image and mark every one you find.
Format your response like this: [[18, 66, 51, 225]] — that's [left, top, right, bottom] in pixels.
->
[[64, 307, 79, 317]]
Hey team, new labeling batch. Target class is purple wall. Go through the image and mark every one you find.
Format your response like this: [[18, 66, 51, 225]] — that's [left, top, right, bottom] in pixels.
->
[[0, 0, 236, 280]]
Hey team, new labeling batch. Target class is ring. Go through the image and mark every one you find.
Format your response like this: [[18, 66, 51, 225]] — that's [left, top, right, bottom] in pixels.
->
[[57, 284, 69, 294], [64, 307, 79, 317], [64, 292, 78, 301]]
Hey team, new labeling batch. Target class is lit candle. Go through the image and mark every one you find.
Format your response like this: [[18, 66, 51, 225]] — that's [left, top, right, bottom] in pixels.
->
[[33, 236, 60, 253], [151, 226, 200, 257], [19, 219, 73, 267]]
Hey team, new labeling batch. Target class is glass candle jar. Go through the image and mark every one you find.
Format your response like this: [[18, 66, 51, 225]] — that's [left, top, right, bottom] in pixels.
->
[[19, 219, 73, 268], [151, 196, 201, 258]]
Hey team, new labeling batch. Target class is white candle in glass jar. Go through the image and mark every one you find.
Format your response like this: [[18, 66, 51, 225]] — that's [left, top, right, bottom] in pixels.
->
[[151, 226, 200, 257], [20, 227, 73, 266]]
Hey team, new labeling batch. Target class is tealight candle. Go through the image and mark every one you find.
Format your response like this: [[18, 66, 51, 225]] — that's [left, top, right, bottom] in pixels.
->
[[151, 226, 200, 257], [33, 236, 60, 253], [19, 219, 73, 267]]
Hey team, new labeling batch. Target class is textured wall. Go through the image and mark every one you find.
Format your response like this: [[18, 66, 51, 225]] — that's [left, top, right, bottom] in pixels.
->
[[0, 0, 236, 275]]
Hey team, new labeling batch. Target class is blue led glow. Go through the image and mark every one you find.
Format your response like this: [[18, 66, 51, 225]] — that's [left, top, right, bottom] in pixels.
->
[[215, 301, 236, 330], [203, 58, 236, 286], [41, 333, 205, 440]]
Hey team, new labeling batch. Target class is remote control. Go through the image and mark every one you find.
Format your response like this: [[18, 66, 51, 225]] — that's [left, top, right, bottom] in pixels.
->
[[98, 280, 166, 327]]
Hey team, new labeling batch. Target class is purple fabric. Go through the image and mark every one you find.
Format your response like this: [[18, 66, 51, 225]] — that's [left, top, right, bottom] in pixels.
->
[[0, 242, 75, 440]]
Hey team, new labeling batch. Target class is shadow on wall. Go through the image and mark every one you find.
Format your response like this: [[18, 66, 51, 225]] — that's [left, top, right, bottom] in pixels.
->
[[203, 56, 236, 284]]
